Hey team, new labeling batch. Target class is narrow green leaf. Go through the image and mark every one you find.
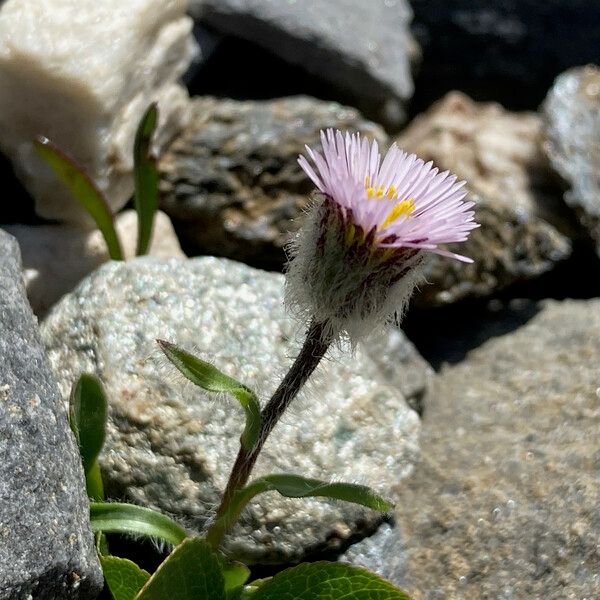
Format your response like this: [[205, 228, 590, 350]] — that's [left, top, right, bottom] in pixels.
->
[[206, 474, 392, 549], [135, 538, 225, 600], [69, 374, 108, 500], [85, 460, 105, 501], [34, 138, 124, 260], [101, 555, 150, 600], [251, 562, 412, 600], [90, 502, 188, 547], [133, 103, 159, 256], [157, 340, 261, 451]]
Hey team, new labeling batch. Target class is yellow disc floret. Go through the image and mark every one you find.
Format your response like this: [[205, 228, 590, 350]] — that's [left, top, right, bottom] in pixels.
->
[[380, 198, 416, 229], [364, 176, 415, 229]]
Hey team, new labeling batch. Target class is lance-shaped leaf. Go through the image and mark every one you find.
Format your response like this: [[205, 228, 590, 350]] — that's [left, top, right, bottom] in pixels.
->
[[34, 137, 124, 260], [157, 340, 261, 451], [250, 562, 412, 600], [101, 555, 150, 600], [135, 538, 225, 600], [133, 103, 159, 257], [90, 502, 188, 547], [69, 374, 108, 500], [206, 474, 392, 548]]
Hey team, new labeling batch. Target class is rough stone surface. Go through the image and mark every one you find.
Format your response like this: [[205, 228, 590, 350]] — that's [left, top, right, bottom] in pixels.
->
[[41, 257, 424, 565], [339, 523, 406, 588], [543, 65, 600, 256], [0, 0, 197, 224], [392, 299, 600, 599], [410, 0, 600, 110], [159, 96, 386, 269], [0, 230, 102, 599], [3, 209, 185, 317], [190, 0, 415, 126], [395, 92, 572, 306]]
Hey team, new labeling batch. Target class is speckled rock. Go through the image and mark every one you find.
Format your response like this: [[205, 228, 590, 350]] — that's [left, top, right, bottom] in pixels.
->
[[392, 299, 600, 599], [395, 92, 571, 306], [0, 230, 102, 599], [339, 523, 406, 587], [40, 257, 424, 564], [3, 210, 185, 317], [543, 65, 600, 256], [189, 0, 416, 127], [159, 96, 386, 268]]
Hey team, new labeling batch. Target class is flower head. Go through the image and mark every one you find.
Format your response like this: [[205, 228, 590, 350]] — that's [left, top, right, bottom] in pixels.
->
[[286, 129, 478, 341]]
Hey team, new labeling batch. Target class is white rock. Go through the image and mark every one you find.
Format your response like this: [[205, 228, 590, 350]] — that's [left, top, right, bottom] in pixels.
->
[[2, 210, 185, 316], [0, 0, 198, 224]]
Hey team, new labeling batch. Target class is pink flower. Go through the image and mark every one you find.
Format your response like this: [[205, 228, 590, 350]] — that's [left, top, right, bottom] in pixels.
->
[[298, 129, 477, 262], [286, 129, 478, 340]]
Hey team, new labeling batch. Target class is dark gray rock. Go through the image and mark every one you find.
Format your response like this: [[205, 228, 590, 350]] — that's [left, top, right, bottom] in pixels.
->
[[411, 0, 600, 110], [392, 299, 600, 599], [395, 92, 572, 306], [0, 230, 102, 599], [543, 65, 600, 256], [159, 96, 386, 269], [189, 0, 416, 127], [41, 257, 425, 565]]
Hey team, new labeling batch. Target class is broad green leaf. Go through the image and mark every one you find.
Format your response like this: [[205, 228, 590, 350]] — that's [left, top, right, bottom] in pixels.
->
[[157, 340, 261, 451], [133, 103, 159, 256], [69, 374, 108, 500], [34, 138, 124, 261], [135, 537, 225, 600], [90, 502, 188, 547], [251, 562, 412, 600], [206, 474, 391, 548], [101, 555, 150, 600]]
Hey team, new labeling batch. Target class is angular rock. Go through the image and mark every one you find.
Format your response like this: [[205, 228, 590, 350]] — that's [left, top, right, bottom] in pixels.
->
[[0, 0, 197, 224], [3, 209, 185, 317], [189, 0, 416, 127], [0, 230, 102, 599], [410, 0, 600, 110], [159, 96, 386, 269], [393, 299, 600, 598], [543, 65, 600, 255], [339, 523, 406, 587], [395, 92, 571, 306], [41, 257, 424, 564]]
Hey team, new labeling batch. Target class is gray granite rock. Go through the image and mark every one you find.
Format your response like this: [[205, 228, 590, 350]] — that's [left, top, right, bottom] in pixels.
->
[[189, 0, 416, 127], [159, 96, 386, 269], [411, 0, 600, 110], [395, 92, 572, 306], [339, 523, 406, 588], [543, 65, 600, 256], [3, 210, 185, 317], [0, 231, 102, 599], [41, 257, 425, 565], [391, 299, 600, 599]]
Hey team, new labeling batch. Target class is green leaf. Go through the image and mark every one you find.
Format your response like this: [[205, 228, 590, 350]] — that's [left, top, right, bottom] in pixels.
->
[[90, 502, 188, 547], [101, 555, 150, 600], [135, 537, 225, 600], [206, 474, 391, 549], [34, 138, 124, 261], [219, 558, 250, 593], [157, 340, 261, 451], [69, 374, 108, 500], [251, 562, 412, 600], [133, 103, 159, 257]]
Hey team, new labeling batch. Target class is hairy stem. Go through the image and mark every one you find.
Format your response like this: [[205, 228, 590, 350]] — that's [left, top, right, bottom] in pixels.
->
[[206, 319, 331, 548]]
